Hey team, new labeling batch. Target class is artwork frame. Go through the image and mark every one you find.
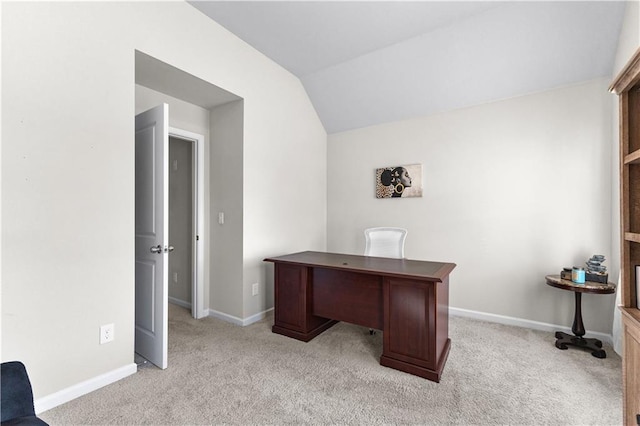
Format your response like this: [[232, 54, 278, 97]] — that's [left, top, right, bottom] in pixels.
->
[[375, 163, 422, 199]]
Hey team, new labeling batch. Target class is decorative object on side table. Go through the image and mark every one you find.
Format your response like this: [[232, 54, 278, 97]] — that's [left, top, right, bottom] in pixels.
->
[[545, 274, 616, 358], [559, 255, 608, 284], [585, 254, 608, 283]]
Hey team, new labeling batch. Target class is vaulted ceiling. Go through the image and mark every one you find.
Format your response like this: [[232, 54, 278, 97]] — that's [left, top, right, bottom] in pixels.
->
[[189, 1, 626, 134]]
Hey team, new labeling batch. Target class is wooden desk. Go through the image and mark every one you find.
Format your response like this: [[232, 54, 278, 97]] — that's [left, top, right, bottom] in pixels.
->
[[264, 251, 456, 382], [545, 274, 616, 358]]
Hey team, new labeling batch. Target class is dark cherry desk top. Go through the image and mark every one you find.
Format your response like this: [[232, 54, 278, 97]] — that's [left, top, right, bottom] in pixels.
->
[[545, 274, 616, 295], [264, 251, 456, 282]]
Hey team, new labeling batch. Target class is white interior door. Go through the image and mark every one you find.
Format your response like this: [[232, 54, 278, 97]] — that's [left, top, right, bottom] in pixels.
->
[[135, 104, 169, 369]]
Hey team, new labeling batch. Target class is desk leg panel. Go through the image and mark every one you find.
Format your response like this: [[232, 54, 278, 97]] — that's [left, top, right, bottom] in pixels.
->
[[382, 277, 450, 381], [435, 277, 450, 361], [381, 338, 451, 382], [272, 263, 334, 342], [383, 278, 436, 368]]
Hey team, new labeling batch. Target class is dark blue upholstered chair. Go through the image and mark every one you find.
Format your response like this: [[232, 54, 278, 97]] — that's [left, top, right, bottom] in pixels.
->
[[1, 361, 48, 426]]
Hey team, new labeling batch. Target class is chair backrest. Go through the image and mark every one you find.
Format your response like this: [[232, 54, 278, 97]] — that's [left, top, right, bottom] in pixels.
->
[[1, 361, 36, 422], [364, 227, 407, 259]]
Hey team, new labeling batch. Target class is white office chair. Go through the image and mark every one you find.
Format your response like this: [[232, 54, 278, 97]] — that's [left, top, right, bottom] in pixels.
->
[[364, 227, 407, 259], [364, 227, 407, 335]]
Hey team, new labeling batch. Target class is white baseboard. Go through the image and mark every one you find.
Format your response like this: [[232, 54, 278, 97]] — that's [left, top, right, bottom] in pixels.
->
[[208, 307, 274, 326], [210, 305, 612, 345], [35, 363, 137, 414], [449, 307, 613, 346], [34, 308, 610, 414], [169, 296, 191, 310]]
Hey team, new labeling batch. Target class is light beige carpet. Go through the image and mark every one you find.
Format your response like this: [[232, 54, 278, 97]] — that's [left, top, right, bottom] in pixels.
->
[[41, 304, 622, 425]]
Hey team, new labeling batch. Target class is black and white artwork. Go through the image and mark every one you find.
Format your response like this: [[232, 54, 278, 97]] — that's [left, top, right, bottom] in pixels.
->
[[375, 164, 422, 199]]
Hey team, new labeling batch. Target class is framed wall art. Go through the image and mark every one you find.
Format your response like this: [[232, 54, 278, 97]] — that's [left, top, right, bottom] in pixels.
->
[[375, 163, 422, 199]]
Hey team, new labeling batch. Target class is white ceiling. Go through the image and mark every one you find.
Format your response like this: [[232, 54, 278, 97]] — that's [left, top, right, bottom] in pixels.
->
[[189, 1, 626, 134]]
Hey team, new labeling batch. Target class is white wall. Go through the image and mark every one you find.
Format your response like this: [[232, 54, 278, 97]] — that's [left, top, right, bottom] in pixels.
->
[[613, 2, 640, 76], [328, 78, 614, 333], [2, 1, 326, 403], [210, 100, 244, 319], [241, 83, 327, 319]]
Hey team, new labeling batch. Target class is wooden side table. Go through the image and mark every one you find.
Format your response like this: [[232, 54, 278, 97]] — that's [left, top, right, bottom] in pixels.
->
[[545, 275, 616, 358]]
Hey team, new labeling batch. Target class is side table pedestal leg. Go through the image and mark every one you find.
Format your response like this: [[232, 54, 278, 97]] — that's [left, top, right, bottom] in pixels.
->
[[553, 292, 606, 358]]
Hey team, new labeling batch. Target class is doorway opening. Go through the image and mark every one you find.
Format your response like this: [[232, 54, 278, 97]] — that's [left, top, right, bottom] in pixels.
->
[[133, 120, 205, 370], [168, 127, 205, 320], [134, 50, 243, 369]]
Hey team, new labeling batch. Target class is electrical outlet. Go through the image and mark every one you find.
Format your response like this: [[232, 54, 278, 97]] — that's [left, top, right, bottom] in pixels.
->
[[173, 272, 178, 284], [100, 324, 114, 344], [252, 282, 259, 296]]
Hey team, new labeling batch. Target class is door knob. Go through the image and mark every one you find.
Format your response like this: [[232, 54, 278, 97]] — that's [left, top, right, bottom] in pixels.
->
[[166, 245, 175, 253], [150, 245, 162, 254]]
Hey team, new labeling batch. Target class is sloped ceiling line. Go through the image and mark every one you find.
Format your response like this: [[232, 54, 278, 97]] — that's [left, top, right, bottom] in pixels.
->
[[189, 1, 625, 134]]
